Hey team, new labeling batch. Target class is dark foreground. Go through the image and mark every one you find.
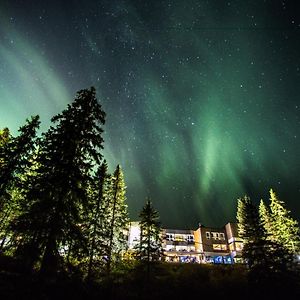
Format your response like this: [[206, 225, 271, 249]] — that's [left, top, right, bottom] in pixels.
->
[[0, 257, 299, 300]]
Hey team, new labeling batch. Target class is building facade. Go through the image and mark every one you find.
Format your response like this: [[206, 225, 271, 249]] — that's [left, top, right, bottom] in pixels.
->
[[225, 222, 244, 263], [163, 229, 199, 263], [194, 224, 231, 263], [127, 222, 244, 264]]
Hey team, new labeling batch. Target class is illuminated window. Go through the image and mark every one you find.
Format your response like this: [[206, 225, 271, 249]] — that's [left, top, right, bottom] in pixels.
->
[[213, 244, 227, 251], [213, 244, 221, 250], [235, 242, 243, 251], [206, 232, 210, 239], [216, 233, 219, 240], [220, 233, 225, 240], [166, 245, 174, 251], [175, 235, 185, 242]]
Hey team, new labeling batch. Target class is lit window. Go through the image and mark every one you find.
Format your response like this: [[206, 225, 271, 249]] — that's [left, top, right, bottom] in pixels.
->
[[175, 235, 184, 242], [213, 244, 227, 251], [221, 244, 227, 250], [216, 233, 219, 240], [220, 233, 225, 240], [213, 244, 221, 250], [206, 232, 210, 239], [235, 242, 243, 251]]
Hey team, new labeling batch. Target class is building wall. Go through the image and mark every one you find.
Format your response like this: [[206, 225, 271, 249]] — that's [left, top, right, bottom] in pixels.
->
[[163, 229, 198, 262], [127, 221, 243, 264], [128, 222, 140, 250], [193, 228, 203, 252], [225, 223, 244, 260], [199, 225, 228, 253]]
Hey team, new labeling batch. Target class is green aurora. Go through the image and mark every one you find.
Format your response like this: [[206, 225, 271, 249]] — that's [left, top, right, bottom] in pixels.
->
[[0, 1, 300, 227]]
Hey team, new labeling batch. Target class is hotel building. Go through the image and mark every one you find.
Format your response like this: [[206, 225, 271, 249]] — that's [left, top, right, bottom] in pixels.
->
[[127, 222, 244, 264]]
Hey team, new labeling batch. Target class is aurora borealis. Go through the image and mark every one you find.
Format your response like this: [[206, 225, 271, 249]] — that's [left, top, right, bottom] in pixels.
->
[[0, 1, 300, 228]]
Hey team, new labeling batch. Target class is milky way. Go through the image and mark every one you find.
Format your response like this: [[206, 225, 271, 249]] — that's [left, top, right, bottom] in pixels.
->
[[0, 1, 300, 227]]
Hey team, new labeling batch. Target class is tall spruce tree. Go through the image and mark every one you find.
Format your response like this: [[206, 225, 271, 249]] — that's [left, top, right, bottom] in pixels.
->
[[12, 87, 105, 275], [237, 196, 286, 284], [0, 118, 40, 253], [259, 199, 273, 240], [137, 199, 163, 263], [269, 189, 300, 254], [0, 128, 11, 235], [106, 164, 129, 274], [0, 128, 10, 150], [87, 160, 112, 279], [0, 116, 40, 199]]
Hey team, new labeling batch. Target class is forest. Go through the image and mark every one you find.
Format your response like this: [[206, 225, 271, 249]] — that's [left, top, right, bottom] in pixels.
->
[[0, 87, 300, 299]]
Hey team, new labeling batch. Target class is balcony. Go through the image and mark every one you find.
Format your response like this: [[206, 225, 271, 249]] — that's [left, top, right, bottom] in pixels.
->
[[165, 240, 195, 246], [164, 248, 198, 255]]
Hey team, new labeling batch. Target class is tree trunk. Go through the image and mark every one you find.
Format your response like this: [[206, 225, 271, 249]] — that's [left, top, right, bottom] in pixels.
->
[[40, 231, 59, 277], [107, 173, 119, 274], [87, 184, 103, 281]]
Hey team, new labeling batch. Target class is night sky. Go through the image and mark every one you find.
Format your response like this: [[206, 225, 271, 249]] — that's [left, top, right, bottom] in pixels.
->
[[1, 0, 300, 228]]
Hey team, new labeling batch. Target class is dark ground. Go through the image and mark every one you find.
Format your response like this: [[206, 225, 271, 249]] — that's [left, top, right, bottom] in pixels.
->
[[0, 255, 299, 300]]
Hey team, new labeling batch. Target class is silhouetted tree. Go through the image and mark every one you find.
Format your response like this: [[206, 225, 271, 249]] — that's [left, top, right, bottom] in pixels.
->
[[136, 198, 163, 263], [237, 195, 291, 285], [269, 189, 300, 254], [106, 165, 129, 274], [0, 128, 10, 150], [12, 87, 105, 276], [0, 118, 40, 252], [259, 199, 273, 240], [237, 196, 266, 268], [86, 160, 112, 279], [0, 117, 40, 199], [237, 196, 278, 282], [0, 128, 11, 248]]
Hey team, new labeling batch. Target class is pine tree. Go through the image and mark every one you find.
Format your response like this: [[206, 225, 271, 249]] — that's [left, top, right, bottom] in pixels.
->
[[0, 188, 21, 251], [259, 199, 273, 239], [0, 116, 40, 199], [86, 160, 112, 279], [237, 195, 295, 286], [12, 87, 106, 275], [237, 196, 279, 283], [0, 128, 11, 237], [237, 196, 263, 248], [136, 198, 163, 263], [0, 128, 10, 150], [237, 196, 262, 242], [269, 189, 300, 254], [106, 164, 129, 274], [0, 118, 40, 253]]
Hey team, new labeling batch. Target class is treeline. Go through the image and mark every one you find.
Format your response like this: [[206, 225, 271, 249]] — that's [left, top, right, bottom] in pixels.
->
[[237, 189, 300, 286], [0, 87, 130, 279]]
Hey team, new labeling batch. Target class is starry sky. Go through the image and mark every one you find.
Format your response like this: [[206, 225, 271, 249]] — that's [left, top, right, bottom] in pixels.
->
[[0, 0, 300, 228]]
